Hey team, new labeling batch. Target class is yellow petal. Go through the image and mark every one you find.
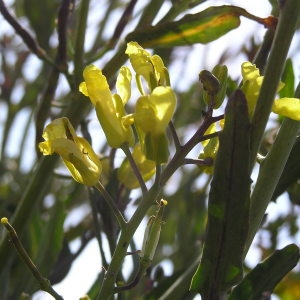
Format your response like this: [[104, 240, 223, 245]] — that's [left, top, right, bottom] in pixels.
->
[[241, 62, 260, 82], [272, 98, 300, 121], [81, 65, 134, 148], [135, 86, 176, 135], [116, 66, 132, 104], [79, 82, 89, 96], [39, 118, 102, 186], [81, 65, 113, 107]]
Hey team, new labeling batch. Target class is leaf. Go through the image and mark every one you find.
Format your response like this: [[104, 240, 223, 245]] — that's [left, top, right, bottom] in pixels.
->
[[31, 199, 66, 276], [190, 90, 251, 297], [279, 59, 295, 98], [229, 244, 300, 299], [126, 6, 276, 47], [23, 0, 58, 49]]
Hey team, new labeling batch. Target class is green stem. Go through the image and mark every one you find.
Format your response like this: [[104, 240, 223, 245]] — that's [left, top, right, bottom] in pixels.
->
[[250, 0, 300, 167], [94, 181, 127, 230], [88, 189, 109, 268], [1, 218, 63, 300], [161, 115, 222, 185], [246, 118, 300, 255], [121, 144, 148, 195], [158, 256, 199, 300], [73, 0, 90, 85], [96, 184, 161, 299]]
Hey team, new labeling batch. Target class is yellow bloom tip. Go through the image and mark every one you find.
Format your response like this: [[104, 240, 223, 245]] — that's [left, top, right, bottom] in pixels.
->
[[1, 217, 8, 225], [160, 199, 168, 206]]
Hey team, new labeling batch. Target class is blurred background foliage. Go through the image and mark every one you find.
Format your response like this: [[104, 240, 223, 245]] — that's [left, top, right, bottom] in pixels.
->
[[0, 0, 299, 299]]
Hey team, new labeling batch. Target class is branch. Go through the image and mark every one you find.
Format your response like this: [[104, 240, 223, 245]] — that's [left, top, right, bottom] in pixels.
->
[[1, 218, 63, 300], [121, 144, 148, 195], [0, 0, 54, 65], [94, 181, 127, 230]]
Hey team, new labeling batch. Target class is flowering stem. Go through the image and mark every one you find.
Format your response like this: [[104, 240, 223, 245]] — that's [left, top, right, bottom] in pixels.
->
[[250, 0, 300, 168], [1, 218, 63, 300], [246, 115, 300, 256], [121, 144, 148, 194], [88, 189, 109, 268], [94, 181, 127, 230], [97, 183, 161, 299], [161, 115, 222, 185]]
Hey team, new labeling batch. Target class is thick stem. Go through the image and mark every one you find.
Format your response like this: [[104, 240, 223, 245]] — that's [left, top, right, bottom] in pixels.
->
[[246, 117, 300, 255], [249, 0, 300, 167]]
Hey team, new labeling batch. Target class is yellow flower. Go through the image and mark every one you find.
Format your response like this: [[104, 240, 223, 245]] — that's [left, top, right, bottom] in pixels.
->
[[125, 41, 169, 93], [240, 62, 300, 120], [135, 86, 176, 135], [241, 62, 264, 117], [134, 86, 176, 163], [79, 65, 134, 148], [39, 117, 102, 186], [117, 144, 156, 189], [272, 98, 300, 121], [198, 123, 220, 174]]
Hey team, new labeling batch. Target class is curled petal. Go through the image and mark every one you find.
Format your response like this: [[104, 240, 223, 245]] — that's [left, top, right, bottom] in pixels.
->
[[241, 62, 260, 82], [126, 42, 153, 84], [80, 65, 112, 107]]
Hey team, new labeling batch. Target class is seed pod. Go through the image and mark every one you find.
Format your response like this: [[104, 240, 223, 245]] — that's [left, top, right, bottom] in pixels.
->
[[140, 200, 167, 264]]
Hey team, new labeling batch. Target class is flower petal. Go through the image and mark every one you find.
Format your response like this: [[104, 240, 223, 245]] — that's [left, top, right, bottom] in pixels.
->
[[135, 86, 176, 135], [272, 98, 300, 121], [39, 117, 102, 186], [116, 66, 132, 104]]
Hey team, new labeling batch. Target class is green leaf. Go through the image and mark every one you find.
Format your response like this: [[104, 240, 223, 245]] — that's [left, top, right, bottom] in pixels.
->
[[190, 90, 251, 297], [229, 244, 300, 299], [30, 199, 66, 276], [126, 6, 272, 47], [23, 0, 58, 49], [279, 59, 295, 98]]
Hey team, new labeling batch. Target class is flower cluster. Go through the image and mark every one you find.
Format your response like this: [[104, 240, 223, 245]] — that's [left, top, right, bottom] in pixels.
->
[[39, 42, 177, 188], [38, 50, 300, 187], [198, 62, 300, 174]]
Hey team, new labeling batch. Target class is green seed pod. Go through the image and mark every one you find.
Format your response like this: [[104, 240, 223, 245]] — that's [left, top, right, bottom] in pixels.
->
[[140, 200, 167, 264]]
